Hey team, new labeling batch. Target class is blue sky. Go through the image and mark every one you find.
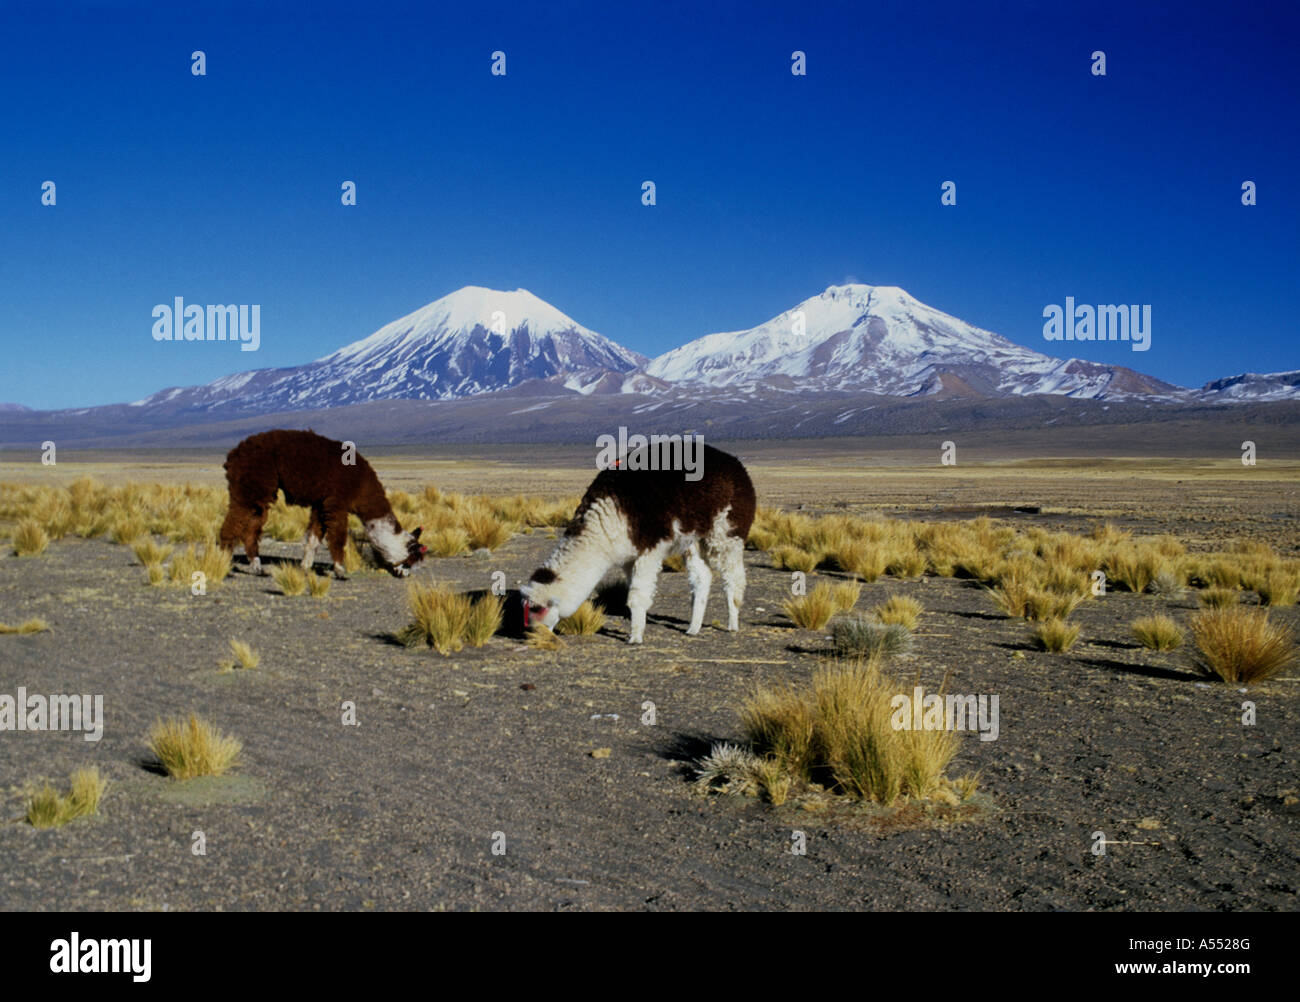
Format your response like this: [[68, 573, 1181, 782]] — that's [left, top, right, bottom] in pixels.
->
[[1, 0, 1296, 409]]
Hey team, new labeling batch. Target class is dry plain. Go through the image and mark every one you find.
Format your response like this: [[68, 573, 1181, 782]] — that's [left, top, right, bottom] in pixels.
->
[[1, 440, 1297, 911]]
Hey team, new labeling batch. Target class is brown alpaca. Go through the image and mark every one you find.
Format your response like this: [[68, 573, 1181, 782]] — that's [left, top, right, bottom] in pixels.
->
[[218, 429, 426, 578]]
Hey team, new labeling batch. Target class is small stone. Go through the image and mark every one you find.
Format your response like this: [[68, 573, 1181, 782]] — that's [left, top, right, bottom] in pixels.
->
[[1136, 817, 1161, 830], [590, 748, 611, 759]]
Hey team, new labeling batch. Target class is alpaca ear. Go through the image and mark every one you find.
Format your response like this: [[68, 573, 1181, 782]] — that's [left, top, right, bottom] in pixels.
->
[[412, 526, 422, 540]]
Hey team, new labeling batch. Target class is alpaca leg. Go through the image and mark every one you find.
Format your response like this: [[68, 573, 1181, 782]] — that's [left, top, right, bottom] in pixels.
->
[[710, 535, 746, 632], [218, 505, 247, 555], [684, 542, 711, 636], [234, 505, 268, 575], [626, 552, 662, 644], [302, 508, 324, 570], [323, 505, 350, 579]]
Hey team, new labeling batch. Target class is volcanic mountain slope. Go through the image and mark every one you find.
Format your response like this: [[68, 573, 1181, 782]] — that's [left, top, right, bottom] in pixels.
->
[[130, 286, 648, 416], [646, 284, 1181, 399]]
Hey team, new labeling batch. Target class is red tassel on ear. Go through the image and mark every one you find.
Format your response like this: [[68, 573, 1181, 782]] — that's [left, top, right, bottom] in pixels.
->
[[522, 598, 530, 628]]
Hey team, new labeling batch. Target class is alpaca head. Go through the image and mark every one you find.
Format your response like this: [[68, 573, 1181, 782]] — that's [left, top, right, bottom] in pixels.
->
[[520, 566, 574, 629], [367, 517, 426, 577]]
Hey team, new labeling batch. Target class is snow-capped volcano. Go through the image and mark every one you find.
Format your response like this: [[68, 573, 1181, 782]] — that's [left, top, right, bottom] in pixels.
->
[[132, 286, 647, 414], [646, 284, 1179, 399]]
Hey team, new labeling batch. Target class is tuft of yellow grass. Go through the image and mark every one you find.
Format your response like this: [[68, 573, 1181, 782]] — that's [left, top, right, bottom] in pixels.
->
[[1190, 606, 1295, 684], [0, 617, 50, 635], [1250, 567, 1300, 607], [168, 544, 232, 588], [132, 537, 173, 566], [771, 545, 821, 574], [662, 553, 686, 572], [26, 767, 108, 828], [1025, 588, 1084, 622], [461, 510, 511, 551], [1033, 618, 1080, 652], [227, 638, 260, 670], [398, 582, 473, 654], [874, 595, 923, 630], [145, 560, 166, 586], [556, 600, 607, 636], [306, 572, 332, 598], [740, 660, 962, 805], [12, 518, 49, 556], [426, 526, 470, 558], [1198, 587, 1239, 608], [782, 583, 839, 630], [830, 580, 862, 615], [465, 594, 504, 647], [1131, 614, 1183, 651], [272, 563, 308, 596], [525, 624, 562, 649], [147, 714, 242, 779], [1107, 545, 1164, 594]]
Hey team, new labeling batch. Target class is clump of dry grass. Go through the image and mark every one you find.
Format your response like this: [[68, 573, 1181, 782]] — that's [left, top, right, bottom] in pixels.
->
[[145, 561, 166, 586], [26, 767, 108, 828], [1025, 588, 1084, 621], [1131, 614, 1184, 651], [461, 510, 512, 551], [426, 527, 470, 558], [988, 578, 1034, 619], [343, 536, 364, 573], [874, 595, 923, 629], [783, 583, 839, 630], [0, 617, 50, 635], [830, 580, 862, 614], [771, 545, 821, 574], [1249, 567, 1300, 607], [662, 553, 685, 572], [306, 572, 332, 598], [525, 624, 562, 649], [168, 544, 232, 588], [221, 638, 261, 671], [12, 518, 49, 556], [1033, 618, 1080, 652], [734, 660, 966, 805], [1107, 545, 1165, 594], [885, 548, 927, 579], [147, 714, 242, 779], [835, 542, 884, 582], [1199, 587, 1239, 608], [132, 538, 173, 566], [1190, 606, 1295, 684], [397, 582, 473, 654], [465, 594, 504, 646], [272, 563, 308, 596], [556, 600, 607, 636]]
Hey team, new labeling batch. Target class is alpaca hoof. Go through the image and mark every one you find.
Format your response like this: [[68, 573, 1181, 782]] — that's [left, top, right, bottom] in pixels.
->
[[250, 558, 264, 576], [685, 624, 702, 636], [333, 563, 349, 580], [627, 634, 644, 645]]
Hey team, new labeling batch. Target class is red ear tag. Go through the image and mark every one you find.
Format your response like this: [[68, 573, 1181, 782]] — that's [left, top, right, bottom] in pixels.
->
[[522, 598, 530, 628]]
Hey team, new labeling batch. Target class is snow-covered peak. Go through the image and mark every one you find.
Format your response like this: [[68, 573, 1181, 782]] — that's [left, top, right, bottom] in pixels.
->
[[320, 286, 621, 368], [646, 283, 1179, 399]]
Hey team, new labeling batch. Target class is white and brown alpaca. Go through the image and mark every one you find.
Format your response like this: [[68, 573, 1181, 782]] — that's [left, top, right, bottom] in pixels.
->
[[522, 444, 756, 643], [218, 429, 427, 578]]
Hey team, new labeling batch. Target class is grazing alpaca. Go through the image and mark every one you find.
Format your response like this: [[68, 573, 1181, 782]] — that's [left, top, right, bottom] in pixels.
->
[[218, 429, 426, 578], [522, 444, 756, 643]]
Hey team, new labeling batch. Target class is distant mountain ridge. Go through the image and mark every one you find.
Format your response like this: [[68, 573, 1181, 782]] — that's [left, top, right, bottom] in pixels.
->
[[2, 285, 1296, 450]]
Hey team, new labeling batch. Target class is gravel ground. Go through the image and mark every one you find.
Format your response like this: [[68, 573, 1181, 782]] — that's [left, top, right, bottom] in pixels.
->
[[1, 528, 1297, 911]]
